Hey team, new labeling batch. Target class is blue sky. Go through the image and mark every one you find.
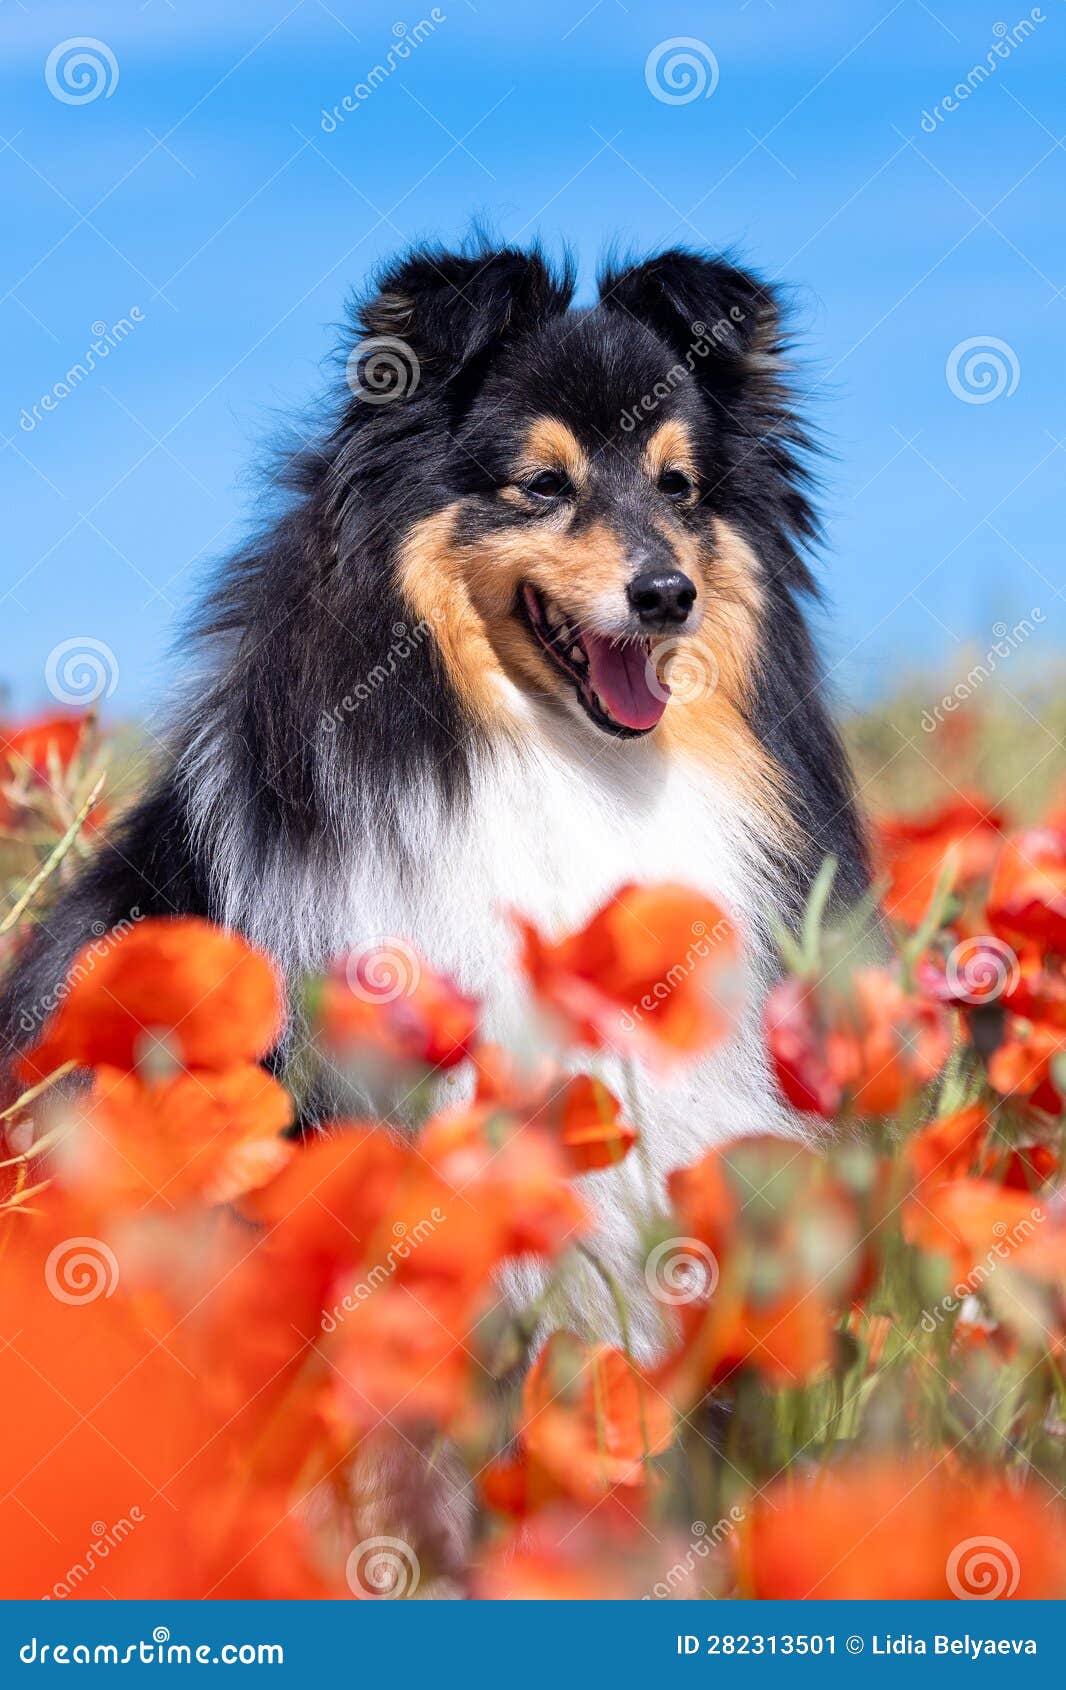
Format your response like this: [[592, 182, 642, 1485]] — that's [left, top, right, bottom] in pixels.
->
[[2, 0, 1063, 719]]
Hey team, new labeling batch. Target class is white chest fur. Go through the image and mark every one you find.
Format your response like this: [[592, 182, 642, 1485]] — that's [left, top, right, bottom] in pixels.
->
[[214, 709, 802, 1351], [333, 715, 801, 1345]]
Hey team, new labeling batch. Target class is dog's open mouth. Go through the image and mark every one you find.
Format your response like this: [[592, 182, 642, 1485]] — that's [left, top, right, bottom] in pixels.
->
[[520, 584, 669, 736]]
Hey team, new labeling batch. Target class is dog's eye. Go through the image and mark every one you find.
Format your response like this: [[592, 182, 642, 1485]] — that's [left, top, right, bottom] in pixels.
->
[[659, 468, 694, 502], [523, 469, 571, 500]]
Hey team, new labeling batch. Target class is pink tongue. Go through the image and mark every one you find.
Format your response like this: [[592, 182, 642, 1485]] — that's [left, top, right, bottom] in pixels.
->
[[582, 632, 669, 731]]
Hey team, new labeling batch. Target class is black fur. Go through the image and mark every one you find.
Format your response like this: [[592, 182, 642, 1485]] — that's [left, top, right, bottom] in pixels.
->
[[1, 241, 868, 1077]]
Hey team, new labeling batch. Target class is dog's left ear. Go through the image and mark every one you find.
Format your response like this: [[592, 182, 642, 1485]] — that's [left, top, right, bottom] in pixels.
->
[[598, 249, 782, 371], [358, 245, 575, 376]]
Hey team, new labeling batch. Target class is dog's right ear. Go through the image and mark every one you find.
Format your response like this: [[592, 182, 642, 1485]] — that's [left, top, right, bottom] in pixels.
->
[[357, 245, 575, 377]]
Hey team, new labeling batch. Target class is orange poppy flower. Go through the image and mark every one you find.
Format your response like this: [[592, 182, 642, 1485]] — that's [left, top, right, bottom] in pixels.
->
[[515, 882, 741, 1061], [418, 1103, 590, 1262], [903, 1177, 1049, 1285], [330, 1280, 479, 1430], [473, 1046, 637, 1172], [64, 1064, 294, 1209], [240, 1125, 410, 1266], [989, 1020, 1064, 1113], [318, 948, 478, 1072], [660, 1137, 863, 1396], [1, 712, 86, 786], [988, 827, 1066, 953], [906, 1104, 989, 1191], [766, 966, 952, 1118], [876, 791, 1006, 929], [741, 1460, 1066, 1598], [21, 916, 284, 1080], [521, 1332, 674, 1502]]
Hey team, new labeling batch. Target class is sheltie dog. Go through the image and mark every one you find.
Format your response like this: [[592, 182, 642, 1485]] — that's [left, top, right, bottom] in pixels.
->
[[2, 242, 868, 1348]]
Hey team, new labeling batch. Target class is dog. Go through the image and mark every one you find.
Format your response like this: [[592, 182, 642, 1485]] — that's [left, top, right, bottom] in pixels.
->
[[1, 243, 869, 1350]]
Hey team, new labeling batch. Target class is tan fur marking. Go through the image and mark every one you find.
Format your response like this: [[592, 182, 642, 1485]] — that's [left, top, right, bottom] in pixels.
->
[[516, 418, 589, 488], [659, 518, 794, 838], [398, 504, 521, 738], [643, 418, 699, 485]]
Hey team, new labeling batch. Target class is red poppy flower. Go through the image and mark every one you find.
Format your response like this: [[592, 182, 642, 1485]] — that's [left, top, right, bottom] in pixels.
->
[[766, 966, 952, 1118], [906, 1104, 988, 1191], [473, 1046, 637, 1172], [66, 1064, 294, 1209], [318, 948, 478, 1072], [988, 827, 1066, 953], [516, 882, 741, 1061], [876, 791, 1006, 929], [741, 1460, 1066, 1598], [520, 1332, 674, 1501], [21, 916, 284, 1080]]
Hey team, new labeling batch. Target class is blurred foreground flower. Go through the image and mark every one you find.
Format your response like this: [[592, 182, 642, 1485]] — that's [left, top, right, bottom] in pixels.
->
[[766, 966, 951, 1119], [740, 1460, 1066, 1598], [516, 882, 741, 1061], [22, 915, 284, 1081]]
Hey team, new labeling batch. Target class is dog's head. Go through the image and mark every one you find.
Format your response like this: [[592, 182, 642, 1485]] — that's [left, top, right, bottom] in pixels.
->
[[341, 245, 814, 744]]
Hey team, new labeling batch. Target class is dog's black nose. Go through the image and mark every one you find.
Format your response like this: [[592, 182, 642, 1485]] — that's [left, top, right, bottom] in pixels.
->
[[627, 568, 697, 628]]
